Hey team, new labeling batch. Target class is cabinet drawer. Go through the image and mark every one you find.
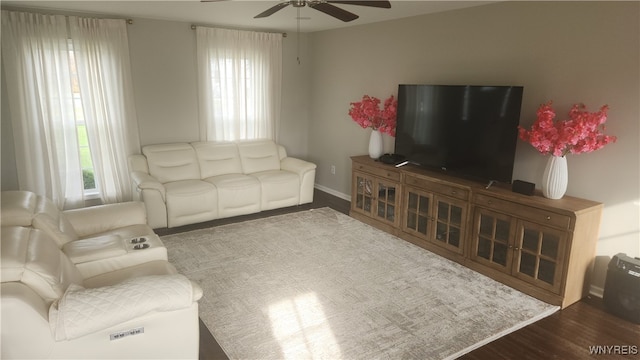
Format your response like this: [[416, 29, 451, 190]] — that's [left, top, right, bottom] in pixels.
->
[[474, 194, 571, 230], [405, 174, 469, 200], [353, 163, 400, 182]]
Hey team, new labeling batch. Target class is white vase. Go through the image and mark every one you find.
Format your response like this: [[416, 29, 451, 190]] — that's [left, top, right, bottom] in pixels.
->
[[368, 129, 384, 159], [542, 156, 568, 199]]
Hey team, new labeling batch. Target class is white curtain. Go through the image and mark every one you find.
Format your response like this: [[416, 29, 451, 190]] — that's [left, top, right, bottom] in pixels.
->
[[1, 11, 84, 209], [69, 16, 140, 204], [1, 10, 140, 207], [196, 27, 282, 141]]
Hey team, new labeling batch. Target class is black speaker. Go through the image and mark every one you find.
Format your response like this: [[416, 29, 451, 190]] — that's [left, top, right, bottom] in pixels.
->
[[603, 253, 640, 324], [512, 180, 535, 196]]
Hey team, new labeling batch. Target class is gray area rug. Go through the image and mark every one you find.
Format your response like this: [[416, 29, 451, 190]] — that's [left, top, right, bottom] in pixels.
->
[[162, 207, 559, 359]]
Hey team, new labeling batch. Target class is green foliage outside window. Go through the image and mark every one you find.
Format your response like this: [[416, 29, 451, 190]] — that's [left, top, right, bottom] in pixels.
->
[[83, 169, 95, 190], [77, 125, 96, 191]]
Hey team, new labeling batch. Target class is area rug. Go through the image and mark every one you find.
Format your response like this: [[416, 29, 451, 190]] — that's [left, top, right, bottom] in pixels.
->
[[162, 207, 559, 359]]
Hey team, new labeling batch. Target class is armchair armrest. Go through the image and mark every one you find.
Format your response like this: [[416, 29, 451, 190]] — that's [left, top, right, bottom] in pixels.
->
[[49, 275, 200, 341], [63, 202, 148, 238], [131, 171, 166, 201], [280, 157, 317, 177]]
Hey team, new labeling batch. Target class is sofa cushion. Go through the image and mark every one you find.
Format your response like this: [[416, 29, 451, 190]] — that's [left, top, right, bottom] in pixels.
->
[[192, 142, 243, 178], [164, 180, 217, 227], [204, 174, 261, 218], [143, 143, 201, 183], [251, 170, 300, 210], [237, 140, 281, 174]]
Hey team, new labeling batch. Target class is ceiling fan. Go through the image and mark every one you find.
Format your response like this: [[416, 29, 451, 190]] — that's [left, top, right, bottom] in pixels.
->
[[254, 0, 392, 22]]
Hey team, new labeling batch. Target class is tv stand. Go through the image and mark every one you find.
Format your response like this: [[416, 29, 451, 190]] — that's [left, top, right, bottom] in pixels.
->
[[350, 155, 603, 309]]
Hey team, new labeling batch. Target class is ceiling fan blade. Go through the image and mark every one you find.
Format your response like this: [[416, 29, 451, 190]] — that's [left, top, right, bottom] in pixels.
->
[[309, 2, 359, 22], [254, 2, 291, 18], [327, 1, 391, 9]]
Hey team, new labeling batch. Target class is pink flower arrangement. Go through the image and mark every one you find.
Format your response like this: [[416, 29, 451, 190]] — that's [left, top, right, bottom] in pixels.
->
[[348, 95, 398, 137], [518, 101, 617, 157]]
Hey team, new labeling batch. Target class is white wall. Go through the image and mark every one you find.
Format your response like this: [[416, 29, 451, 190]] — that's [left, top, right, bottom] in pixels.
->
[[307, 1, 639, 293], [128, 18, 200, 145]]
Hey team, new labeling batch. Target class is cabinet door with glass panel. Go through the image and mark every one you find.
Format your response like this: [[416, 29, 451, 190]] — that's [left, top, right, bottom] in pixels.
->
[[432, 194, 468, 254], [403, 187, 467, 254], [403, 187, 434, 240], [513, 220, 567, 294], [351, 171, 400, 227], [471, 207, 568, 294], [471, 208, 517, 271]]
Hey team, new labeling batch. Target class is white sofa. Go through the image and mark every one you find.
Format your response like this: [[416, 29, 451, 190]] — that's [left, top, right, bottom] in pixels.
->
[[128, 139, 317, 228], [1, 226, 202, 359], [1, 190, 167, 278]]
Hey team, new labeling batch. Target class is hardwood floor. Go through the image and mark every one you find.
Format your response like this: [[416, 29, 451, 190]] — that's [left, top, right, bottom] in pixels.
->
[[462, 296, 639, 359], [161, 190, 639, 360]]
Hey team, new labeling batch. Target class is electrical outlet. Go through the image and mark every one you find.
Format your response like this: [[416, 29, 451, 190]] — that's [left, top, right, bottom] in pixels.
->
[[330, 165, 336, 175]]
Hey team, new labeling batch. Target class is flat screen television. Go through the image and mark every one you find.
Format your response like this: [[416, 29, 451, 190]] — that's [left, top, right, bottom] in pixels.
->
[[394, 84, 524, 184]]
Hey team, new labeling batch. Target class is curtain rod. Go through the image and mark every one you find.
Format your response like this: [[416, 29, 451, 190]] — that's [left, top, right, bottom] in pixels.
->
[[190, 24, 287, 37]]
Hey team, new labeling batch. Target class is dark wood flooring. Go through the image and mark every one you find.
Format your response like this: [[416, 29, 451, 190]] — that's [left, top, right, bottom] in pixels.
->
[[160, 190, 639, 360]]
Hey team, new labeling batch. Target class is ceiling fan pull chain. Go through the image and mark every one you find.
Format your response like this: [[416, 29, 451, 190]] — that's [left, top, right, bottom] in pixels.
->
[[297, 7, 301, 65]]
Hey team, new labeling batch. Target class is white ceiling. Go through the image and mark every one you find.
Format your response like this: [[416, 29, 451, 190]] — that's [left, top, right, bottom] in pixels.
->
[[2, 0, 495, 33]]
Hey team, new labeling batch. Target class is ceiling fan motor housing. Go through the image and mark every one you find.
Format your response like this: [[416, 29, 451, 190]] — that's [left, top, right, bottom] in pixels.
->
[[254, 0, 391, 22]]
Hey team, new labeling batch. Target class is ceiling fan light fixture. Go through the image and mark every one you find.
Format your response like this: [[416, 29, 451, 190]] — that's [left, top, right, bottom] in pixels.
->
[[292, 0, 307, 8], [253, 0, 390, 22]]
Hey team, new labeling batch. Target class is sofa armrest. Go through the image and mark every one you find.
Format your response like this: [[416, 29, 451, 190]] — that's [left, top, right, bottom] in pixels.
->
[[2, 281, 200, 359], [281, 157, 316, 205], [131, 171, 166, 199], [49, 275, 198, 341], [280, 157, 317, 177], [128, 154, 149, 173], [63, 202, 148, 238]]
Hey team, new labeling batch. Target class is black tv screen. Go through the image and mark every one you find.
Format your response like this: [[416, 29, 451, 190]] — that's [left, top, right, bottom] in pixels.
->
[[394, 84, 524, 184]]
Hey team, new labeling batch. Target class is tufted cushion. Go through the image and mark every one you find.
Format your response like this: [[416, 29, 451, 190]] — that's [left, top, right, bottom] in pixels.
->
[[49, 274, 196, 341], [143, 143, 201, 183], [192, 142, 243, 178], [237, 140, 281, 174]]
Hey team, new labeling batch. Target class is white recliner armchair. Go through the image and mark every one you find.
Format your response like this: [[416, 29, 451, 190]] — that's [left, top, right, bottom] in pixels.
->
[[1, 191, 167, 278], [1, 226, 202, 359]]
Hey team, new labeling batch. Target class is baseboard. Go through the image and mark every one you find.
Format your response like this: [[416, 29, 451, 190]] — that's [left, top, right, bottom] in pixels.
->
[[590, 285, 604, 298], [314, 184, 351, 202]]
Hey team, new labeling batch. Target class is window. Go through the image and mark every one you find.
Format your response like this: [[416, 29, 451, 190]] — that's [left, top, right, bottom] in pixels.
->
[[68, 40, 96, 194], [196, 26, 282, 142], [210, 58, 260, 138]]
